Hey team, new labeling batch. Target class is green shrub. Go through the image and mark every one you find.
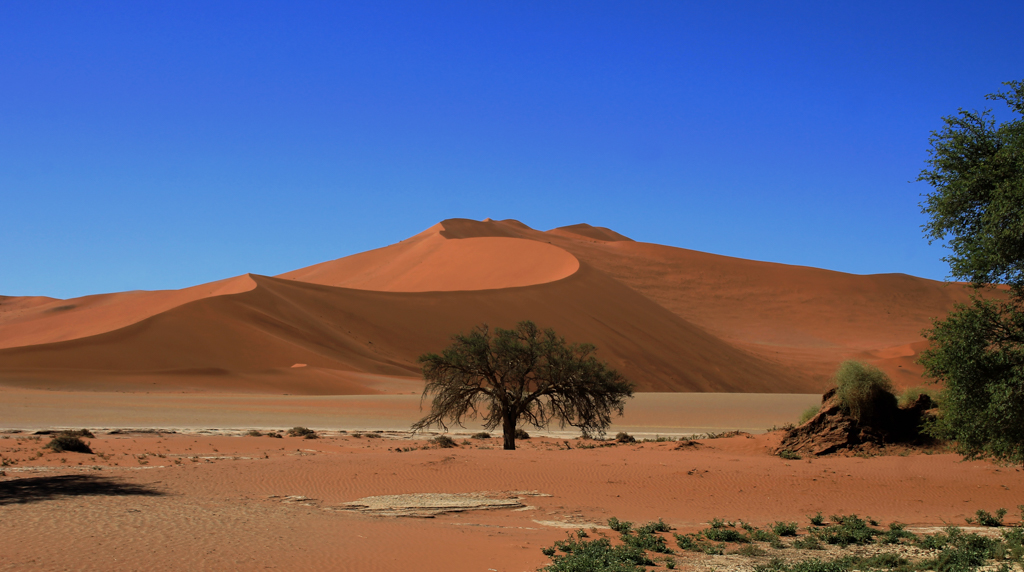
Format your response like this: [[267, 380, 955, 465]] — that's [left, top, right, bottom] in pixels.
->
[[972, 508, 1007, 527], [622, 530, 672, 554], [799, 406, 819, 425], [879, 522, 917, 544], [791, 536, 823, 550], [831, 360, 896, 424], [674, 533, 724, 554], [471, 432, 491, 439], [733, 544, 768, 557], [703, 526, 747, 543], [615, 432, 636, 443], [898, 386, 939, 408], [607, 517, 633, 534], [817, 514, 878, 546], [751, 529, 780, 543], [286, 427, 316, 438], [542, 530, 652, 571], [45, 433, 93, 454], [636, 519, 670, 534], [515, 428, 530, 440], [432, 435, 458, 448], [772, 522, 799, 537], [809, 512, 825, 526], [779, 449, 802, 460]]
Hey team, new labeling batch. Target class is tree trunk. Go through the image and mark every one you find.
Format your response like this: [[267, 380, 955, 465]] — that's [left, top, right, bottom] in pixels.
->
[[502, 413, 516, 451]]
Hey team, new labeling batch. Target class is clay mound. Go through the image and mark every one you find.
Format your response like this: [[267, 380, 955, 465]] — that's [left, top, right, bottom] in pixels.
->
[[547, 223, 633, 242], [278, 223, 579, 292], [0, 265, 809, 394], [777, 388, 936, 456], [0, 275, 256, 350]]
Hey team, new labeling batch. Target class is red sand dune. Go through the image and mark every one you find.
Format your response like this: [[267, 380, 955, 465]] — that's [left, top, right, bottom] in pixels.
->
[[0, 218, 972, 394]]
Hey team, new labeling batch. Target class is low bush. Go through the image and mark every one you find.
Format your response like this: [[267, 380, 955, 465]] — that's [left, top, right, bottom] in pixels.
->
[[674, 533, 724, 555], [831, 360, 896, 425], [898, 386, 938, 408], [608, 517, 633, 534], [772, 521, 799, 537], [969, 508, 1007, 527], [45, 433, 93, 454], [431, 435, 457, 448], [791, 536, 823, 550], [515, 428, 530, 440], [615, 432, 636, 443], [799, 406, 819, 425], [245, 430, 263, 437], [541, 530, 653, 572], [816, 514, 878, 547], [733, 544, 768, 557], [471, 432, 491, 439], [779, 449, 802, 460], [636, 519, 670, 534], [286, 427, 317, 438], [809, 512, 825, 526], [60, 429, 96, 438], [703, 526, 747, 543]]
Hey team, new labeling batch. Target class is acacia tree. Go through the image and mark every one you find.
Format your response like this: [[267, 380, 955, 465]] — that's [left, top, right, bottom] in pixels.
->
[[412, 321, 633, 450], [918, 79, 1024, 463]]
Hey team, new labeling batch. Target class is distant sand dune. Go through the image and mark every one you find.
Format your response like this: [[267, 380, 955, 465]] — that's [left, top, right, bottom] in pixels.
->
[[0, 218, 972, 394]]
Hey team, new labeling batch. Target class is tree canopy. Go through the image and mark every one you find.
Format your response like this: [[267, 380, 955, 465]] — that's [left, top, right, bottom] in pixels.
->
[[412, 321, 634, 450], [918, 79, 1024, 463]]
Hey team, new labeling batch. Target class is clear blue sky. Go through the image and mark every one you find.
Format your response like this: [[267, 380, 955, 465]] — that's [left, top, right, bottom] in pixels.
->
[[2, 1, 1022, 299]]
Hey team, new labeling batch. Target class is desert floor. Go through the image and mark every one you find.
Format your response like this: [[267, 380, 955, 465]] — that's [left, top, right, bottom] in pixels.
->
[[2, 392, 1023, 571]]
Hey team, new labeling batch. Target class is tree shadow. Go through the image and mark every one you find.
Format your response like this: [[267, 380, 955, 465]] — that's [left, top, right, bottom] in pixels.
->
[[0, 474, 165, 506]]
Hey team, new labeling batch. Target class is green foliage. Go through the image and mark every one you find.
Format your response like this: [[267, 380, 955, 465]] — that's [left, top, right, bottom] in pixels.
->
[[607, 517, 632, 534], [286, 427, 317, 438], [919, 79, 1024, 291], [541, 530, 653, 572], [973, 508, 1007, 527], [733, 544, 768, 557], [898, 387, 938, 408], [702, 523, 748, 543], [799, 406, 819, 425], [772, 522, 799, 537], [879, 522, 918, 545], [673, 533, 724, 555], [791, 536, 823, 550], [45, 433, 93, 454], [414, 321, 633, 450], [816, 514, 878, 547], [779, 449, 802, 460], [636, 519, 670, 534], [918, 79, 1024, 464], [831, 361, 896, 425], [809, 512, 825, 526]]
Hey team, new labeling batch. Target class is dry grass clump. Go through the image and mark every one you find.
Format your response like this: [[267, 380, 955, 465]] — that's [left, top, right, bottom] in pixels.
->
[[832, 360, 895, 425], [286, 427, 318, 439], [45, 432, 93, 454]]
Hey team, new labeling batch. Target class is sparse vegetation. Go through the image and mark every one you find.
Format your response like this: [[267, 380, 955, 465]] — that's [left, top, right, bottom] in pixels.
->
[[45, 432, 93, 454], [515, 428, 531, 440], [809, 512, 824, 526], [286, 427, 317, 438], [615, 431, 636, 443], [471, 432, 491, 439], [832, 361, 895, 425], [431, 435, 457, 448], [968, 508, 1007, 527], [245, 430, 263, 437], [778, 449, 802, 460], [898, 387, 938, 408], [799, 406, 819, 425]]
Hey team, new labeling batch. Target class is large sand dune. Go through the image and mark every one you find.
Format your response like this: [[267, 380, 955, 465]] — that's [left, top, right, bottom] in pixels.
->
[[0, 218, 969, 394]]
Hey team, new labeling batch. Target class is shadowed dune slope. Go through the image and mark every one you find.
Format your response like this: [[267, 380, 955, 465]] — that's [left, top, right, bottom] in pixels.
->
[[0, 266, 807, 394]]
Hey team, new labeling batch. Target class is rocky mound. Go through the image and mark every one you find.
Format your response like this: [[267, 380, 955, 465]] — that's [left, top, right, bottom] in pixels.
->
[[777, 388, 936, 456]]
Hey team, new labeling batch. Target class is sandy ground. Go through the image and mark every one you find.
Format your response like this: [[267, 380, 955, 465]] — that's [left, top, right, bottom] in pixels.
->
[[2, 428, 1020, 572]]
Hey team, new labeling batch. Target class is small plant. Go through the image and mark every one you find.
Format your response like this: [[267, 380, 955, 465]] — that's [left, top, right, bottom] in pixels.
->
[[286, 427, 317, 438], [817, 514, 878, 547], [809, 512, 824, 526], [663, 556, 676, 569], [799, 406, 819, 425], [750, 528, 780, 543], [45, 432, 93, 454], [772, 521, 799, 537], [471, 432, 491, 439], [245, 430, 263, 437], [542, 529, 653, 571], [431, 435, 457, 448], [267, 432, 282, 438], [791, 536, 823, 550], [878, 522, 917, 544], [608, 517, 633, 534], [898, 386, 938, 408], [514, 428, 530, 440], [636, 519, 670, 534], [779, 449, 802, 460], [615, 432, 636, 443], [733, 544, 767, 557], [973, 508, 1007, 527]]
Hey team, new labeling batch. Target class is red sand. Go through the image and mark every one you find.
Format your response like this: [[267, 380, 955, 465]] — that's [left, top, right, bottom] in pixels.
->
[[0, 218, 971, 395], [2, 431, 1020, 571]]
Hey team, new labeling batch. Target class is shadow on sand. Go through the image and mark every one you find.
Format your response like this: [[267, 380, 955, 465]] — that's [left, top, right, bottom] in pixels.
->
[[0, 474, 164, 505]]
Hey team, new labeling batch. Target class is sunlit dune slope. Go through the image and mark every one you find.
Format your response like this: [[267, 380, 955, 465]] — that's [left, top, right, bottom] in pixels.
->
[[0, 266, 807, 394], [0, 275, 255, 350], [277, 225, 579, 291]]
